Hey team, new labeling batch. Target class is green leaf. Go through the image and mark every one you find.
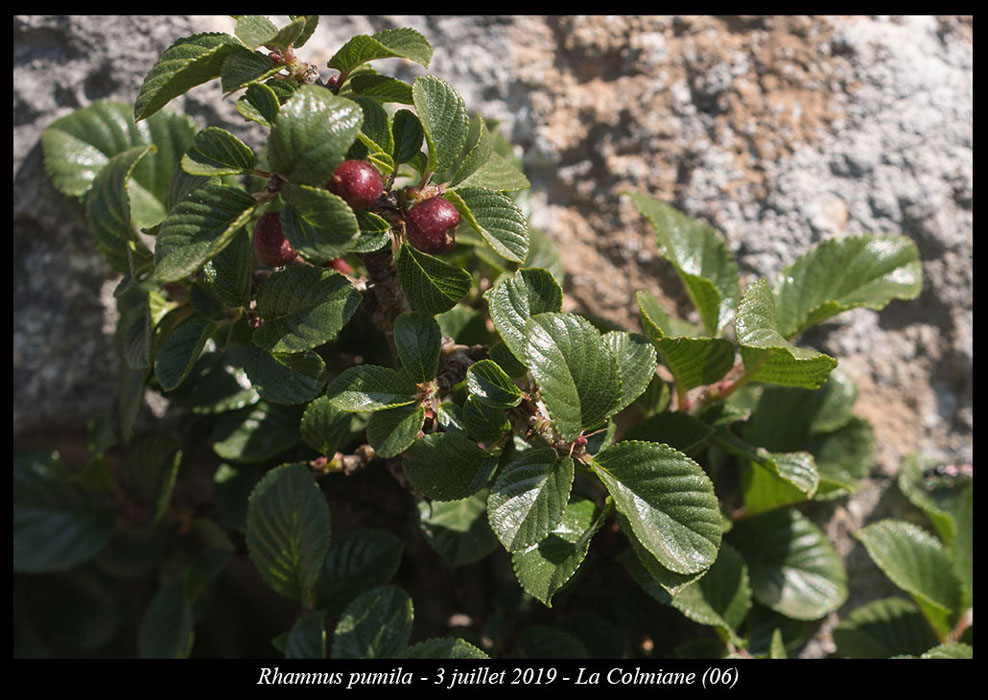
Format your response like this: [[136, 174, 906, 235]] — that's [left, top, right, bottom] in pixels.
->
[[212, 402, 303, 463], [300, 395, 352, 456], [618, 514, 707, 598], [712, 424, 820, 513], [855, 520, 963, 634], [921, 642, 972, 659], [833, 597, 940, 658], [449, 115, 493, 186], [83, 145, 156, 273], [591, 441, 721, 575], [116, 432, 182, 523], [116, 293, 152, 371], [525, 228, 565, 288], [167, 169, 217, 215], [325, 365, 419, 412], [331, 585, 413, 659], [167, 345, 258, 414], [435, 305, 488, 346], [627, 193, 739, 335], [245, 463, 332, 602], [774, 236, 923, 339], [511, 497, 606, 607], [735, 278, 838, 389], [220, 47, 280, 93], [635, 374, 672, 417], [809, 416, 875, 496], [728, 508, 847, 620], [118, 367, 147, 442], [134, 33, 243, 121], [402, 432, 498, 501], [352, 210, 392, 252], [291, 16, 319, 49], [466, 359, 523, 408], [412, 76, 469, 173], [897, 454, 961, 545], [234, 15, 278, 48], [636, 290, 734, 390], [279, 184, 361, 262], [623, 411, 714, 453], [417, 490, 499, 567], [485, 267, 563, 366], [284, 612, 326, 659], [330, 27, 432, 76], [391, 109, 425, 165], [236, 83, 281, 126], [43, 101, 195, 205], [267, 86, 363, 186], [352, 96, 394, 156], [266, 77, 301, 103], [243, 345, 326, 405], [396, 244, 472, 314], [366, 404, 426, 458], [741, 371, 858, 450], [489, 341, 528, 379], [525, 313, 623, 440], [401, 638, 489, 659], [447, 187, 529, 263], [462, 396, 510, 444], [266, 16, 307, 52], [201, 227, 252, 308], [768, 629, 787, 659], [253, 266, 362, 353], [740, 450, 820, 515], [316, 529, 404, 616], [736, 374, 870, 497], [602, 330, 658, 412], [154, 184, 256, 282], [181, 127, 255, 176], [487, 450, 574, 551], [807, 369, 859, 434], [393, 312, 442, 383], [670, 542, 752, 646], [950, 484, 973, 608], [348, 74, 414, 104], [13, 452, 113, 573], [154, 315, 216, 391], [455, 151, 530, 192], [137, 578, 194, 658], [635, 289, 703, 338]]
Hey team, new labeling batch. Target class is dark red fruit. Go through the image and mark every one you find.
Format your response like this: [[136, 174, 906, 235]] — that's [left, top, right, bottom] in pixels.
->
[[253, 212, 298, 267], [326, 160, 384, 210], [405, 197, 460, 255], [323, 257, 354, 275]]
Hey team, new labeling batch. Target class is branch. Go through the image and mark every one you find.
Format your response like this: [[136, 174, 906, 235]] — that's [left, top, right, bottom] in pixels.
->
[[357, 242, 411, 363]]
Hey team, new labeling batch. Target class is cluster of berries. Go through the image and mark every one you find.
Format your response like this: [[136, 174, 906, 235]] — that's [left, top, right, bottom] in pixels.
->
[[253, 160, 461, 267]]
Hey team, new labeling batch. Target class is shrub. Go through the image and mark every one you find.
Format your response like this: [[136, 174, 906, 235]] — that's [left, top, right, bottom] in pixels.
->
[[16, 16, 955, 661]]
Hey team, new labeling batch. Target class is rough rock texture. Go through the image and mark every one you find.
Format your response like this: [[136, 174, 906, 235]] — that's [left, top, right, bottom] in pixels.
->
[[14, 16, 972, 657]]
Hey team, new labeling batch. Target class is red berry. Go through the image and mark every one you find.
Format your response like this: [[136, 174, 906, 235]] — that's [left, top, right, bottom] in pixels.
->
[[405, 197, 460, 255], [253, 212, 298, 267], [326, 160, 384, 210], [323, 257, 354, 275]]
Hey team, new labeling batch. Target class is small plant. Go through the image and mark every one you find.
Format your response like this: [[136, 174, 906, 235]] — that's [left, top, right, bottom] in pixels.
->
[[833, 456, 973, 659], [19, 16, 932, 659]]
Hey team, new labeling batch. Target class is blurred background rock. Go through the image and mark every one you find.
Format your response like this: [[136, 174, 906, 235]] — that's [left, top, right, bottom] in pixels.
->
[[13, 15, 972, 656]]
